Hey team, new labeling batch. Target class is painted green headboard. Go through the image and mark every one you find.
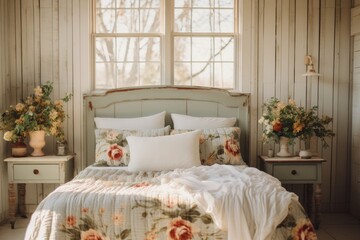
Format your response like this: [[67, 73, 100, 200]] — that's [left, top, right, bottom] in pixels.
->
[[83, 86, 250, 169]]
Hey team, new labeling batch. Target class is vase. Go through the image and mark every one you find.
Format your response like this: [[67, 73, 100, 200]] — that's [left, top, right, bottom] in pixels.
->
[[299, 138, 312, 159], [29, 130, 46, 157], [276, 136, 292, 157], [11, 140, 27, 157]]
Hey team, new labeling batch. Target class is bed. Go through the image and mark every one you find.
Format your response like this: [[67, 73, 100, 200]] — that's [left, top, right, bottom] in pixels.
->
[[25, 86, 317, 240]]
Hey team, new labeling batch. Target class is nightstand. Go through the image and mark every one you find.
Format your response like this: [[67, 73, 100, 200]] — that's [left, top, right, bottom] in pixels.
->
[[259, 155, 325, 229], [4, 155, 74, 229]]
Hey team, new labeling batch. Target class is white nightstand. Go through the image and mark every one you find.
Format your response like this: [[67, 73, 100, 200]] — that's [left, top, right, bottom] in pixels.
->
[[259, 155, 325, 229], [4, 155, 74, 229]]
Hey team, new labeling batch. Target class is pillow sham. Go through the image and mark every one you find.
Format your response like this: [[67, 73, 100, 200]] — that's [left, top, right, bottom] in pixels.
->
[[171, 127, 246, 165], [171, 113, 236, 129], [127, 130, 201, 172], [94, 111, 166, 130], [94, 126, 171, 167]]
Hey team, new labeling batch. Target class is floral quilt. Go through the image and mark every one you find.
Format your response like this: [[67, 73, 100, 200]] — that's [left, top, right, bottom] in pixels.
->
[[25, 165, 317, 240]]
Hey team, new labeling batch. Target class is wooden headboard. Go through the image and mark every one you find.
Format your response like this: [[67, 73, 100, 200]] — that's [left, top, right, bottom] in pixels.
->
[[83, 86, 250, 168]]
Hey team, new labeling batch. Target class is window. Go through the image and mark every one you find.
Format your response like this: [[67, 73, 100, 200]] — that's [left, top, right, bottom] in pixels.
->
[[94, 0, 238, 89]]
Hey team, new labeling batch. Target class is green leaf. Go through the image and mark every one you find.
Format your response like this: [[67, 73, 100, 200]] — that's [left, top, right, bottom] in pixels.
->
[[120, 229, 131, 239], [200, 214, 213, 224]]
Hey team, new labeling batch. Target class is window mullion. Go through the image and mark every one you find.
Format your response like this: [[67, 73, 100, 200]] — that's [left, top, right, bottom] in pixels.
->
[[163, 0, 173, 85]]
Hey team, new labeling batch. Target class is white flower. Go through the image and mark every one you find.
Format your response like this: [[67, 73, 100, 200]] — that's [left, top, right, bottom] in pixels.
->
[[15, 103, 25, 112], [258, 117, 265, 124], [3, 131, 13, 141]]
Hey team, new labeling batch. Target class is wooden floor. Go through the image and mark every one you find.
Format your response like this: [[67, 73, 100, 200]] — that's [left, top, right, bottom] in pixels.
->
[[0, 213, 359, 239]]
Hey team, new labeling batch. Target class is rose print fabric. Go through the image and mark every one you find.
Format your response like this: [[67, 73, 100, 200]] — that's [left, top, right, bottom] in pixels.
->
[[94, 126, 171, 166], [25, 165, 317, 240], [171, 127, 246, 165]]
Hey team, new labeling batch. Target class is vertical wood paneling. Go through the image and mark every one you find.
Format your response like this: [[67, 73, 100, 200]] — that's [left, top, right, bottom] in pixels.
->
[[0, 0, 353, 216], [351, 1, 360, 219], [0, 0, 8, 223]]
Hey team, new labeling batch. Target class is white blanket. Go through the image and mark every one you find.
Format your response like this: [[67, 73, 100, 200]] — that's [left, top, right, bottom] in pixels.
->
[[160, 164, 298, 240]]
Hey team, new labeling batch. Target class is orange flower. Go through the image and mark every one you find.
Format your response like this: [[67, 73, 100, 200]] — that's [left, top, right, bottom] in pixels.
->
[[293, 120, 304, 134], [292, 219, 317, 240], [273, 122, 282, 132], [66, 215, 76, 227], [167, 217, 193, 240], [107, 144, 124, 161]]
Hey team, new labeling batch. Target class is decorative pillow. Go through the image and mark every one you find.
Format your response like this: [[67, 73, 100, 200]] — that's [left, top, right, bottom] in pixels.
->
[[171, 113, 236, 129], [94, 111, 166, 130], [127, 130, 201, 172], [94, 126, 171, 167], [171, 127, 246, 165]]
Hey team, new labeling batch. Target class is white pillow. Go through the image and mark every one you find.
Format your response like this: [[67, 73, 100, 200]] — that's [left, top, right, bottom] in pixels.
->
[[171, 113, 236, 129], [94, 111, 166, 130], [127, 130, 201, 172]]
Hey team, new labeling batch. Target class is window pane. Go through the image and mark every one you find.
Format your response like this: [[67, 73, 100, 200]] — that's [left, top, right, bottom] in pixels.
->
[[140, 0, 160, 8], [116, 0, 138, 8], [192, 37, 212, 61], [192, 9, 213, 32], [214, 63, 233, 88], [214, 9, 234, 32], [96, 38, 115, 62], [174, 63, 191, 85], [116, 9, 139, 33], [192, 62, 212, 86], [215, 0, 233, 8], [139, 37, 160, 61], [174, 0, 191, 8], [95, 63, 115, 89], [96, 0, 115, 8], [96, 9, 115, 33], [214, 37, 234, 61], [117, 62, 138, 87], [193, 0, 214, 8], [116, 38, 138, 62], [174, 9, 191, 32], [174, 37, 191, 61], [140, 63, 161, 85], [140, 9, 160, 33]]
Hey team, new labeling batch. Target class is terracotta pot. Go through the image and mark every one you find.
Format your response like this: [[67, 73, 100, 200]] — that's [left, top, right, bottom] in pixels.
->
[[11, 140, 27, 157], [29, 130, 46, 156]]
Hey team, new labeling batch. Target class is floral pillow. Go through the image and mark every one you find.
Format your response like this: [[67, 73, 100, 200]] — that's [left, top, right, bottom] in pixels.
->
[[94, 126, 171, 167], [171, 127, 246, 165]]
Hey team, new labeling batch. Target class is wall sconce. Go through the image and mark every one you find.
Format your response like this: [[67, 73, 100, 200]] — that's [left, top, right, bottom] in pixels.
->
[[302, 55, 321, 77]]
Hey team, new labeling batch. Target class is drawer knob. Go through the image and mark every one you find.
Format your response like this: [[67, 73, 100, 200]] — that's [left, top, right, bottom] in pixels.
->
[[291, 170, 297, 175], [33, 169, 39, 175]]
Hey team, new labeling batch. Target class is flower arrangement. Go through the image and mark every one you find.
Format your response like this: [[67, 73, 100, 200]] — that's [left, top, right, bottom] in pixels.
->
[[258, 97, 335, 147], [0, 82, 72, 143]]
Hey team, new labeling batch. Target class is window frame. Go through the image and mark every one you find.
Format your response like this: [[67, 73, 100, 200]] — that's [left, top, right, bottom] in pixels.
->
[[92, 0, 240, 90]]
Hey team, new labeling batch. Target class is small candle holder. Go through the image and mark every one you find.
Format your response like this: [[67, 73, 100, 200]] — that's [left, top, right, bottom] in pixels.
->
[[268, 149, 274, 158], [56, 141, 67, 156]]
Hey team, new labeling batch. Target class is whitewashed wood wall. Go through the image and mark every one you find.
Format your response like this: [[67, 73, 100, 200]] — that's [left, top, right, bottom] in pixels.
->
[[351, 0, 360, 219], [0, 0, 356, 222]]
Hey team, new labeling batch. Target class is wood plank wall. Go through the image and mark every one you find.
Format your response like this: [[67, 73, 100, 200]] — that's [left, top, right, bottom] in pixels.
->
[[0, 0, 9, 222], [0, 0, 354, 221], [351, 0, 360, 219], [247, 0, 351, 212]]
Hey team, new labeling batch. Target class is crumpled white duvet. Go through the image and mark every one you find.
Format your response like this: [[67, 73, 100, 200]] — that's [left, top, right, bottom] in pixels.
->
[[160, 164, 298, 240]]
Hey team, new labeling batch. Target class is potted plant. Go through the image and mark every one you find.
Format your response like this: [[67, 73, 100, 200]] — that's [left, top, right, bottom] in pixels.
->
[[258, 97, 335, 158], [0, 82, 71, 156]]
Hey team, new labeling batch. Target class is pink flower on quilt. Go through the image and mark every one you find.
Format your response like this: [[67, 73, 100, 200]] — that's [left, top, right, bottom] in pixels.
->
[[112, 213, 124, 226], [66, 215, 76, 227], [107, 144, 124, 161], [105, 130, 118, 141], [224, 138, 240, 156], [145, 229, 158, 240], [167, 217, 193, 240], [81, 228, 108, 240], [133, 182, 151, 188], [292, 219, 317, 240]]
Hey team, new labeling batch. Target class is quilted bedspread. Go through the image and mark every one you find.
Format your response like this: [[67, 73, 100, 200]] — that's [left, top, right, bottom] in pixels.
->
[[25, 164, 317, 240]]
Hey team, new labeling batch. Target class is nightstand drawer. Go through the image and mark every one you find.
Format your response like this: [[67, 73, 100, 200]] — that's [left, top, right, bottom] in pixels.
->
[[13, 164, 60, 181], [273, 164, 318, 182]]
